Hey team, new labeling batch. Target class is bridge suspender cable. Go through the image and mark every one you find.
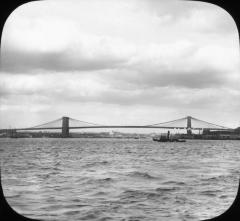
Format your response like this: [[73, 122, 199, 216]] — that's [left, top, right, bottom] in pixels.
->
[[29, 118, 62, 129], [191, 117, 231, 129], [145, 116, 187, 127], [69, 117, 105, 126], [11, 116, 232, 133]]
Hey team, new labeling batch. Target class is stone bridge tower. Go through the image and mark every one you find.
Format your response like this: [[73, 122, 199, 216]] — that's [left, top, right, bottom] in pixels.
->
[[62, 116, 69, 138], [187, 116, 192, 135]]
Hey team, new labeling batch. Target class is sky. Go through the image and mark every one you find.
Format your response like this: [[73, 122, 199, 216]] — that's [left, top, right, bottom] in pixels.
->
[[0, 0, 240, 130]]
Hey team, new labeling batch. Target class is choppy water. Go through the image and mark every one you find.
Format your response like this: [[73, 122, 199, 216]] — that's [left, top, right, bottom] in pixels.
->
[[0, 138, 240, 221]]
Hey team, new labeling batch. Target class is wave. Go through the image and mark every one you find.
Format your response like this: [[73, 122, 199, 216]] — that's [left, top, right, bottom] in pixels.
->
[[93, 191, 107, 196], [78, 210, 103, 220], [63, 210, 81, 216], [155, 186, 180, 192], [5, 193, 22, 198], [120, 189, 161, 201], [200, 190, 221, 197], [162, 181, 186, 186], [82, 161, 109, 168], [97, 177, 113, 183], [201, 175, 231, 183], [126, 171, 158, 180], [83, 177, 114, 186]]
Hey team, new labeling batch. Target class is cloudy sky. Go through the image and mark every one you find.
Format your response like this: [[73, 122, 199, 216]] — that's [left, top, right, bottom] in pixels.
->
[[0, 0, 240, 129]]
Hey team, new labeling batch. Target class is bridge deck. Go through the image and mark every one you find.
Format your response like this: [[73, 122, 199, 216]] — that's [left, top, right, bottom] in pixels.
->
[[1, 116, 233, 132], [15, 126, 233, 131]]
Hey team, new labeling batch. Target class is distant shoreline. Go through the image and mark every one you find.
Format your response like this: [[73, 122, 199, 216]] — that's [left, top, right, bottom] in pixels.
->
[[1, 136, 240, 140]]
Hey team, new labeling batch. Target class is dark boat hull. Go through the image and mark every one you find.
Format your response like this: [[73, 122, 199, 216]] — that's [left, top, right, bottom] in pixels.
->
[[153, 137, 186, 142]]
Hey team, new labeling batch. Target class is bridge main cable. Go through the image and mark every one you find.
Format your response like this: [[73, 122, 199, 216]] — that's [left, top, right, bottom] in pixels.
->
[[69, 117, 106, 127], [144, 116, 187, 127], [191, 116, 232, 129], [17, 117, 63, 130]]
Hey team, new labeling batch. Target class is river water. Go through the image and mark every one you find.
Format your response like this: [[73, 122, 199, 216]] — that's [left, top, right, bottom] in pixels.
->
[[0, 138, 240, 221]]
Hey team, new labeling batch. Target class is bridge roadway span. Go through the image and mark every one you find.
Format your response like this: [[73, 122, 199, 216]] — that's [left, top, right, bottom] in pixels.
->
[[16, 126, 230, 131], [2, 116, 233, 138]]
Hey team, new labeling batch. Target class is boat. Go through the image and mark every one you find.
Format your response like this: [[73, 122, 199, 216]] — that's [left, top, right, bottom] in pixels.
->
[[152, 131, 186, 142], [153, 136, 186, 142], [174, 139, 186, 142]]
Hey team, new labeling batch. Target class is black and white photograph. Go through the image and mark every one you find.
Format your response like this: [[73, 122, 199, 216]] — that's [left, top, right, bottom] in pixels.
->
[[0, 0, 240, 220]]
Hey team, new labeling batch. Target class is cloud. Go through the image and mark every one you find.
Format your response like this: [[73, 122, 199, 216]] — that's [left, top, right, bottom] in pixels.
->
[[1, 70, 240, 128], [0, 72, 239, 108], [1, 29, 134, 73], [1, 0, 238, 80], [1, 46, 128, 73], [140, 0, 237, 34], [0, 0, 239, 128]]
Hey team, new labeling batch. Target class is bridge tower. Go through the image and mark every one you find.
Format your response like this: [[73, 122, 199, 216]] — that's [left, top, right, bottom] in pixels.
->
[[187, 116, 192, 135], [62, 116, 69, 138], [7, 129, 17, 138]]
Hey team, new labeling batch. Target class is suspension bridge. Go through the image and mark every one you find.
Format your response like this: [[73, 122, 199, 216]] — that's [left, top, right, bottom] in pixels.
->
[[1, 116, 233, 138]]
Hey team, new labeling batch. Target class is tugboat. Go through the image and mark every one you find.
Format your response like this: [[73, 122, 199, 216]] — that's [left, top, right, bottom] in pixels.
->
[[153, 131, 186, 142]]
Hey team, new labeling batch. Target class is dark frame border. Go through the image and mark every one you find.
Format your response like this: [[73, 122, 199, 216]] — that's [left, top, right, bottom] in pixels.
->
[[0, 0, 239, 220]]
